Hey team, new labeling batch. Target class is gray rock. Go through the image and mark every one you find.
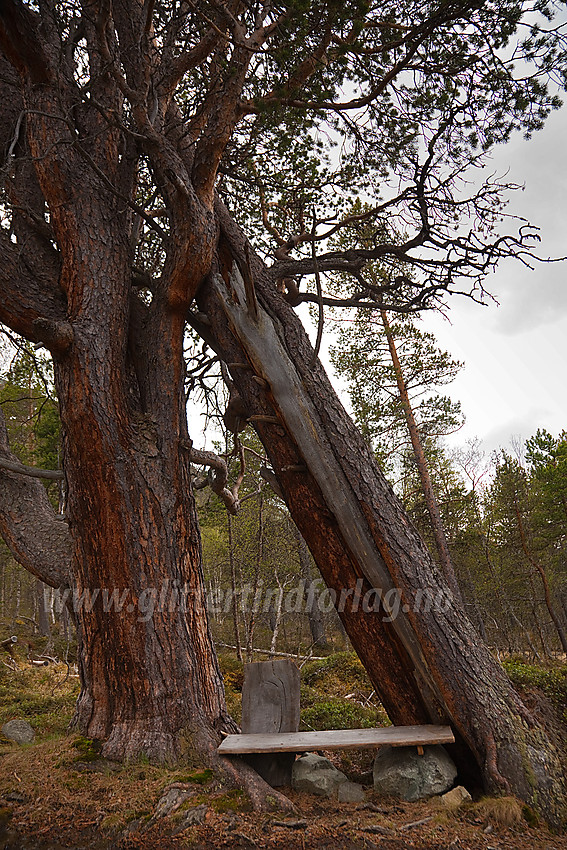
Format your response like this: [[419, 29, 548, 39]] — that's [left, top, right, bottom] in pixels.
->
[[338, 780, 366, 803], [291, 752, 348, 797], [171, 804, 208, 835], [373, 745, 457, 802], [1, 719, 35, 744], [152, 786, 194, 820], [121, 818, 144, 837]]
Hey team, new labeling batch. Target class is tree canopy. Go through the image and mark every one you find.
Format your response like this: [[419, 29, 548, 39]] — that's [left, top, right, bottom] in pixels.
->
[[3, 0, 567, 339]]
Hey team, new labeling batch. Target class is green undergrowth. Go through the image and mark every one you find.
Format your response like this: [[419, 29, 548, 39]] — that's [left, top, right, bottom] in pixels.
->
[[301, 652, 374, 691], [300, 652, 389, 730], [210, 789, 251, 813], [301, 697, 386, 730], [179, 768, 214, 785], [0, 662, 79, 737], [218, 652, 244, 723], [218, 650, 390, 731], [503, 657, 567, 721], [1, 650, 387, 753]]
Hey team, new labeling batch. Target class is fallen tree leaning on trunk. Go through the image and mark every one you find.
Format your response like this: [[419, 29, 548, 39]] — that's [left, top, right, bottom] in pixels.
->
[[195, 204, 567, 827]]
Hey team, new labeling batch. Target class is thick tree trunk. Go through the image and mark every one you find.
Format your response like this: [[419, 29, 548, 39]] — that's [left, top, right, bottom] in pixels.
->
[[0, 55, 294, 815], [0, 61, 238, 765], [196, 207, 567, 826], [52, 244, 237, 764]]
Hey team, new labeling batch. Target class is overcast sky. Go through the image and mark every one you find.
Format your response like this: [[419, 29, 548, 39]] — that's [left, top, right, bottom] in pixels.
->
[[413, 104, 567, 456], [314, 103, 567, 460]]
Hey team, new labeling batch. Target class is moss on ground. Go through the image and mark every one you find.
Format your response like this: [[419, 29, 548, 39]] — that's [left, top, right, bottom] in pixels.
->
[[71, 735, 103, 762], [503, 658, 567, 721], [0, 662, 79, 737], [210, 789, 251, 813]]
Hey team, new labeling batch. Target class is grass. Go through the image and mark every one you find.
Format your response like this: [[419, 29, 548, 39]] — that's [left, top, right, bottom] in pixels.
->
[[472, 795, 525, 827], [503, 657, 567, 722], [0, 661, 79, 738]]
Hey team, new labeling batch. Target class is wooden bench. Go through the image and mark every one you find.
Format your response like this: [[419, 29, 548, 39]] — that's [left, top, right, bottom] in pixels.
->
[[218, 659, 454, 786], [218, 724, 455, 756]]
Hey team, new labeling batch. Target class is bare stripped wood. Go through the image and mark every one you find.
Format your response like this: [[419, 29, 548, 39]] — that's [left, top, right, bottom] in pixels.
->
[[241, 660, 300, 735], [210, 265, 447, 720], [240, 659, 300, 787], [218, 725, 454, 754]]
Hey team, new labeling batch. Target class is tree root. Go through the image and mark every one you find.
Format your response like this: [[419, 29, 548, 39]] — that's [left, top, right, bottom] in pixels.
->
[[193, 721, 296, 812], [76, 709, 296, 814], [216, 752, 296, 812], [485, 733, 512, 794]]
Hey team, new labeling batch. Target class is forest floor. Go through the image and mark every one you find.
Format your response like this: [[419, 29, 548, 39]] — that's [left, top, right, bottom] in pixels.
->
[[1, 649, 567, 849]]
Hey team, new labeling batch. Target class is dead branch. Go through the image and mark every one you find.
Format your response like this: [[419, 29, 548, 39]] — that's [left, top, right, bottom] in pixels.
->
[[216, 642, 325, 661], [185, 443, 241, 515], [0, 457, 63, 481]]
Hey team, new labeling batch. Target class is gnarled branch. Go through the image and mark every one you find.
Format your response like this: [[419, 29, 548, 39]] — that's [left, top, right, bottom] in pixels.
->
[[0, 406, 70, 589]]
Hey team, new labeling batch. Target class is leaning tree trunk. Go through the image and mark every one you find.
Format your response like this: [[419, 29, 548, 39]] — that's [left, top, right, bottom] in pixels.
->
[[195, 202, 567, 827]]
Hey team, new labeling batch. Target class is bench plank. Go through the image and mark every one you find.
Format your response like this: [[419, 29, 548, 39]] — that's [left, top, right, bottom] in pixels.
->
[[218, 724, 454, 754]]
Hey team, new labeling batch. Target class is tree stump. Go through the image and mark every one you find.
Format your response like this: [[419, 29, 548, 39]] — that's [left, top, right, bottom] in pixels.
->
[[241, 659, 300, 787]]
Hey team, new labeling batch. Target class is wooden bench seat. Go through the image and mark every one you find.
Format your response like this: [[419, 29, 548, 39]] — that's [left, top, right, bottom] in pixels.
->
[[218, 724, 455, 755]]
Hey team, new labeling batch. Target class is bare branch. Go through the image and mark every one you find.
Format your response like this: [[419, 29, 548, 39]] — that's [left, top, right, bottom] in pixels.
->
[[0, 456, 63, 481], [310, 208, 324, 365], [184, 443, 240, 515], [0, 407, 70, 589]]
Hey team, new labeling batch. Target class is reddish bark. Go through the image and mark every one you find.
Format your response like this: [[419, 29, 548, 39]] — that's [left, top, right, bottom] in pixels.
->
[[0, 18, 234, 772], [195, 209, 567, 825], [379, 309, 462, 601]]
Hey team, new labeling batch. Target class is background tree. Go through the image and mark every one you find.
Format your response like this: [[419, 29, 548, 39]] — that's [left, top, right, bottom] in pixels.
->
[[332, 311, 463, 477], [198, 429, 332, 658], [485, 450, 567, 655], [526, 429, 567, 590], [332, 307, 464, 595]]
